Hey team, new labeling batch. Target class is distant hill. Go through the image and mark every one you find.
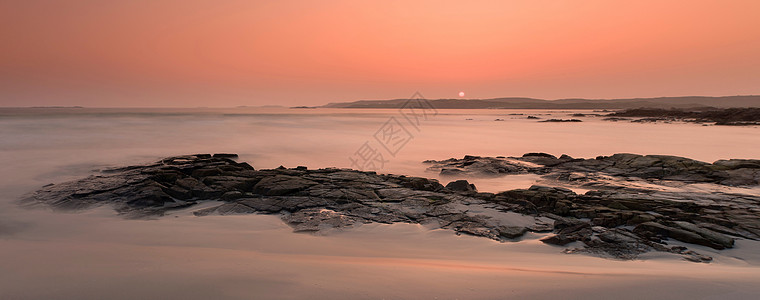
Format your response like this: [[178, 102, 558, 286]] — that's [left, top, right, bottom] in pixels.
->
[[323, 95, 760, 109]]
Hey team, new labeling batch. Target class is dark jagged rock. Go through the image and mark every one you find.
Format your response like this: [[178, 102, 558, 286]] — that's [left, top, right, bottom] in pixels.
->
[[252, 175, 318, 196], [425, 152, 760, 261], [539, 119, 582, 122], [427, 155, 538, 177], [425, 152, 760, 186], [540, 234, 577, 246], [20, 153, 760, 263], [445, 180, 477, 192], [541, 218, 591, 246], [523, 153, 557, 159], [607, 107, 760, 126], [21, 154, 550, 246], [633, 222, 734, 250], [603, 117, 631, 122]]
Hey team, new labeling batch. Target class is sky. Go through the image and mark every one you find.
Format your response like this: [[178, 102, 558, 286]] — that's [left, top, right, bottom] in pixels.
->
[[1, 0, 760, 107]]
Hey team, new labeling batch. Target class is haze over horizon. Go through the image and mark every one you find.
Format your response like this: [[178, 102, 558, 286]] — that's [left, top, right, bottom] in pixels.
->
[[2, 1, 760, 107]]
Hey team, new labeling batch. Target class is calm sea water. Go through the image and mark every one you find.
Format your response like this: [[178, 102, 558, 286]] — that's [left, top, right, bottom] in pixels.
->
[[2, 107, 759, 195], [1, 107, 760, 299]]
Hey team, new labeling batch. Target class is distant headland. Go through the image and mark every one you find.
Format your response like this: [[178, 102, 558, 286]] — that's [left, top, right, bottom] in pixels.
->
[[323, 95, 760, 109]]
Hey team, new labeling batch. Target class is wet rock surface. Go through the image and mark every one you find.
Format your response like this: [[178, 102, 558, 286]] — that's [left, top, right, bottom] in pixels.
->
[[21, 154, 551, 242], [22, 153, 760, 263], [425, 152, 760, 186], [426, 153, 760, 261]]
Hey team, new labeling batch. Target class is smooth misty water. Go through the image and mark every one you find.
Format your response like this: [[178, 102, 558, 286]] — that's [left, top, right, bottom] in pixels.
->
[[1, 107, 760, 299], [2, 107, 759, 195]]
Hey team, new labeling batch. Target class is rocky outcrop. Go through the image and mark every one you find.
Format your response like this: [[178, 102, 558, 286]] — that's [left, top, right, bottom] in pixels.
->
[[21, 154, 552, 243], [445, 180, 477, 192], [21, 153, 760, 263], [423, 155, 541, 177], [539, 119, 583, 123], [424, 153, 760, 261], [425, 153, 760, 186], [606, 107, 760, 126]]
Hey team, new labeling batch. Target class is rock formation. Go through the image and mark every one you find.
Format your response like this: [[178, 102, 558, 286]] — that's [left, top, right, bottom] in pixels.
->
[[21, 153, 760, 263]]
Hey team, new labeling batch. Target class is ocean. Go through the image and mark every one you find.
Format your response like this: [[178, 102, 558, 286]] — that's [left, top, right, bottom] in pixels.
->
[[1, 107, 760, 299]]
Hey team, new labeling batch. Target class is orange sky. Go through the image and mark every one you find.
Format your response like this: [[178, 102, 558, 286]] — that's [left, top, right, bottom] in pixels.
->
[[1, 0, 760, 107]]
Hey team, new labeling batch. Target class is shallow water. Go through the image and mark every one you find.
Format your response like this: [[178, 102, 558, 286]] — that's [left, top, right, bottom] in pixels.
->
[[1, 107, 760, 299]]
